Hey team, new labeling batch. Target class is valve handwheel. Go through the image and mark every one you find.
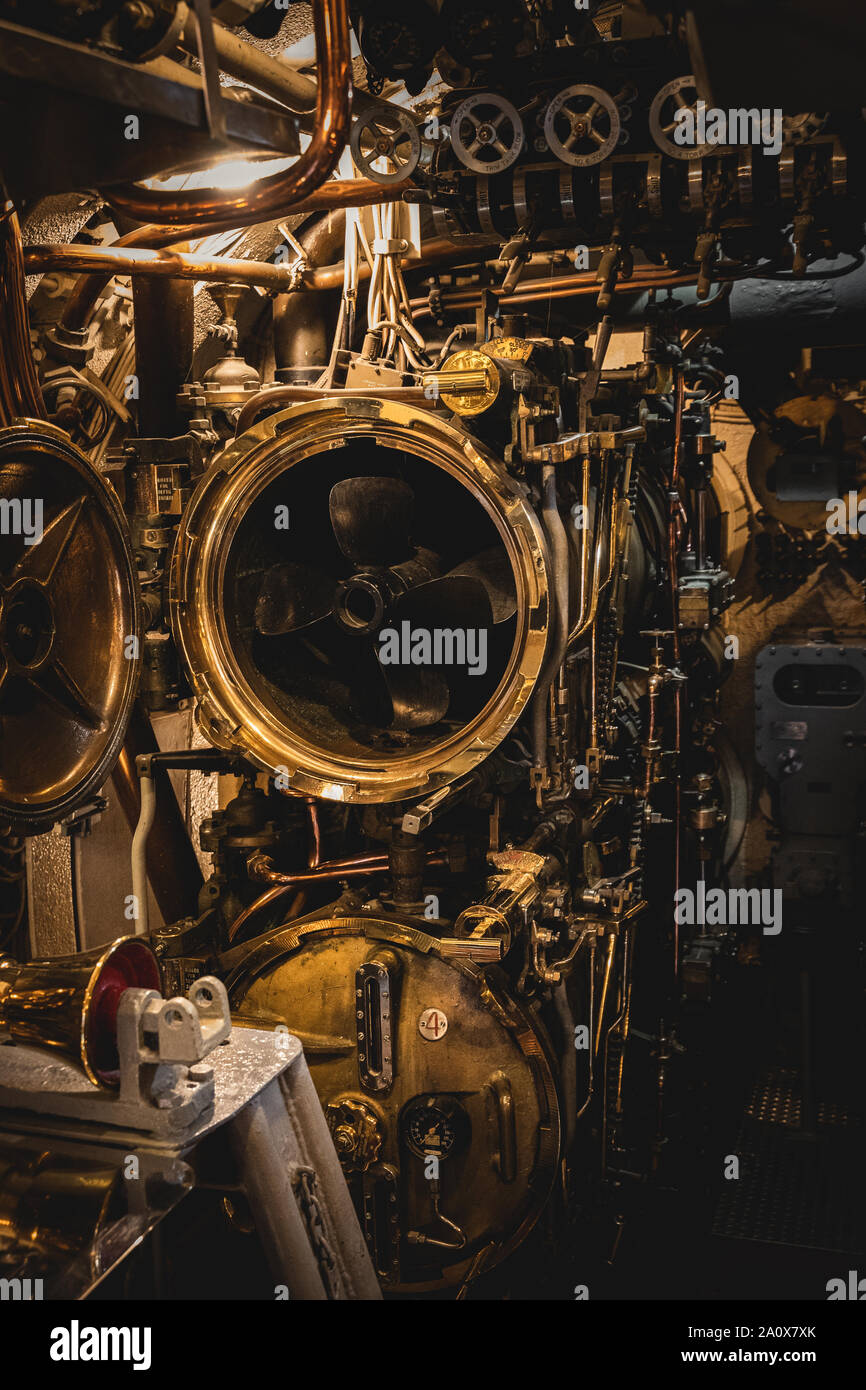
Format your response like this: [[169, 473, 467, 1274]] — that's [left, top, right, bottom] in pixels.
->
[[449, 92, 525, 175], [350, 104, 422, 184], [543, 84, 621, 167], [649, 75, 712, 160]]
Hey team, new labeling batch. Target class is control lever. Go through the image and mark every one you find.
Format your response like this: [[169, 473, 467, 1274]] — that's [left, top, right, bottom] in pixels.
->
[[499, 219, 539, 296]]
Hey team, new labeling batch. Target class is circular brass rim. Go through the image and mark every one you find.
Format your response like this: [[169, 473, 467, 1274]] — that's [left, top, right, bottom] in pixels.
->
[[170, 398, 551, 803]]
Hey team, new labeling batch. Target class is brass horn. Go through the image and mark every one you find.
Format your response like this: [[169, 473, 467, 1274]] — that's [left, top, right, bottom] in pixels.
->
[[0, 936, 161, 1088]]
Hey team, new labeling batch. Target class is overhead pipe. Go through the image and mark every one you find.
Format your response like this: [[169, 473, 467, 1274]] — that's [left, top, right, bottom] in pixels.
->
[[114, 177, 413, 247], [107, 0, 353, 227], [178, 12, 404, 127], [410, 270, 704, 316], [179, 11, 319, 118]]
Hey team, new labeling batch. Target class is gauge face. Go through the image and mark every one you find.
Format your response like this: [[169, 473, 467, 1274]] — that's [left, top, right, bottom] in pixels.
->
[[401, 1095, 470, 1160]]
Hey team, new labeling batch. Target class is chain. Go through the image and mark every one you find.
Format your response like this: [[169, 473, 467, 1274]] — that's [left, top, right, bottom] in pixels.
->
[[293, 1166, 339, 1299], [595, 603, 619, 743], [628, 796, 646, 900]]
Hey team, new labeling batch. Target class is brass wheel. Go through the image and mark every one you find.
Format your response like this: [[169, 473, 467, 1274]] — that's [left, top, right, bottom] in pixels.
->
[[0, 420, 140, 831]]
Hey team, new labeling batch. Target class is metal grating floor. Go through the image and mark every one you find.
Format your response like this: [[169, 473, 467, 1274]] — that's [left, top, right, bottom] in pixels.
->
[[712, 1069, 865, 1253]]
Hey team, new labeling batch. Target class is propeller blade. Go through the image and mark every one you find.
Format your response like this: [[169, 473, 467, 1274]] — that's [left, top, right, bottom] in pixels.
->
[[446, 547, 517, 623], [329, 477, 413, 567], [380, 577, 494, 726], [392, 575, 494, 633], [378, 663, 451, 730], [255, 562, 334, 635]]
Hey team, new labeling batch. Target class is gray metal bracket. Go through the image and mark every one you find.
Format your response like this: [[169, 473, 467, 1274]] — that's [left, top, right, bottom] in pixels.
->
[[0, 975, 232, 1135]]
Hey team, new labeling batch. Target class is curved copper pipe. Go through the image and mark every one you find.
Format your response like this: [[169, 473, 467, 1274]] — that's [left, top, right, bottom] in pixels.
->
[[107, 0, 353, 227], [120, 178, 412, 248], [0, 208, 46, 423], [228, 850, 447, 943], [227, 884, 294, 943], [60, 179, 410, 334], [248, 851, 390, 886], [227, 862, 386, 944]]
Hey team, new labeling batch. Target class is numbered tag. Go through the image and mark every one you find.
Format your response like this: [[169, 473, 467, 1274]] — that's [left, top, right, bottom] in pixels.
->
[[418, 1008, 448, 1041]]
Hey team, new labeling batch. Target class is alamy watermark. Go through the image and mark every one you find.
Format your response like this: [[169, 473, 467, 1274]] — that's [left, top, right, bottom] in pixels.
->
[[826, 492, 866, 536], [675, 103, 784, 157], [0, 1277, 42, 1300], [49, 1320, 151, 1370], [378, 622, 488, 677], [675, 884, 782, 935], [0, 496, 43, 546]]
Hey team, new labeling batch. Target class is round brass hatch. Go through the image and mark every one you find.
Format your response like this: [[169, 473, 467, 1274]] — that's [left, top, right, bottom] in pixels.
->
[[0, 420, 140, 832], [226, 914, 562, 1290], [169, 398, 551, 804]]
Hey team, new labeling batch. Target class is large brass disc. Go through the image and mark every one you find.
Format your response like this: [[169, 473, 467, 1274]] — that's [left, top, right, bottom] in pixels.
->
[[0, 420, 140, 832]]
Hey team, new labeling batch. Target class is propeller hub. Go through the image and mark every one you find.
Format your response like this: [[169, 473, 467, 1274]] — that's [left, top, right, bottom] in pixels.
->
[[332, 572, 390, 636], [1, 578, 55, 672]]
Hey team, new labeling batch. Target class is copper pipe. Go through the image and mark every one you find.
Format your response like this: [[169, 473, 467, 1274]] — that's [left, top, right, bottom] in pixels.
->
[[0, 208, 46, 424], [227, 864, 384, 944], [107, 0, 353, 227], [256, 860, 390, 886], [226, 884, 294, 943], [56, 219, 678, 342], [286, 890, 308, 921], [307, 244, 682, 295], [411, 271, 701, 315], [305, 236, 503, 292], [117, 178, 412, 247], [27, 243, 303, 292], [642, 682, 658, 801], [60, 180, 410, 333], [594, 932, 617, 1056], [248, 850, 390, 886], [229, 849, 447, 943], [306, 799, 322, 869]]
